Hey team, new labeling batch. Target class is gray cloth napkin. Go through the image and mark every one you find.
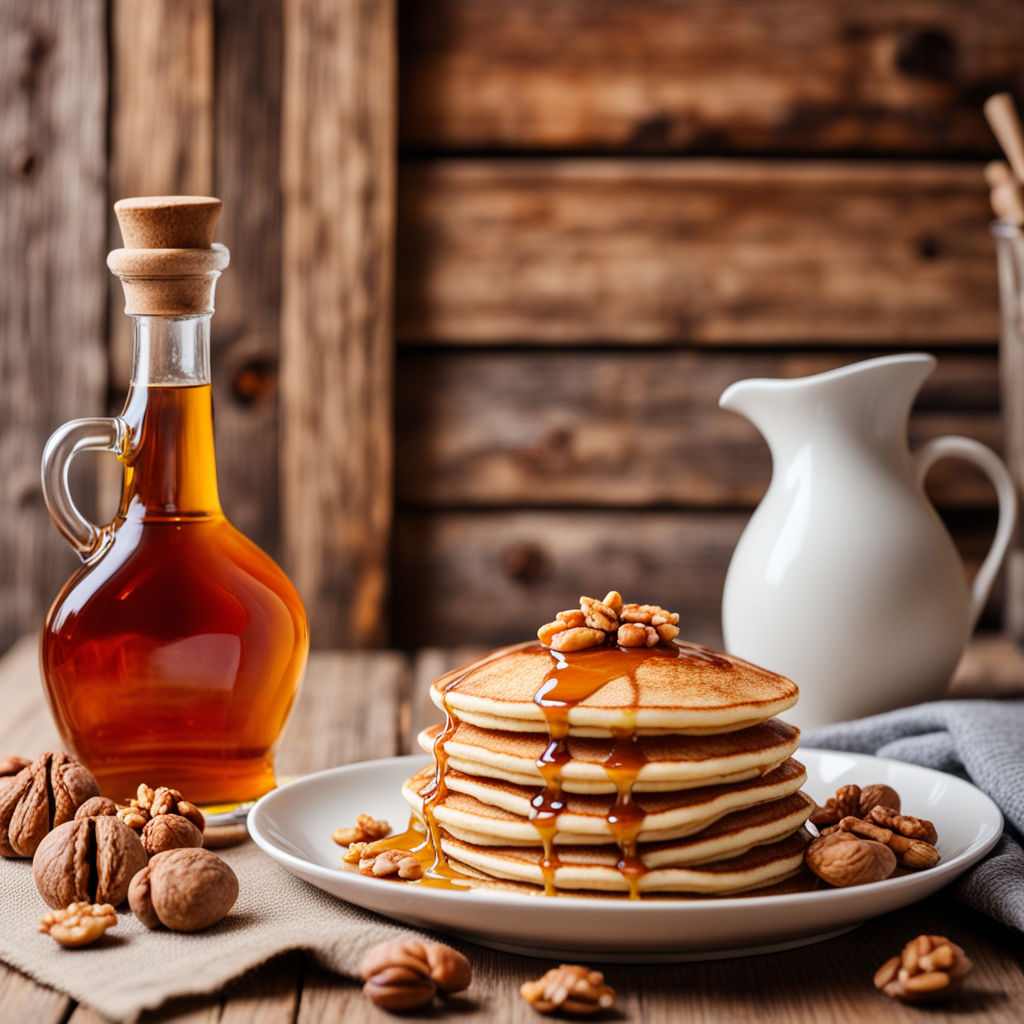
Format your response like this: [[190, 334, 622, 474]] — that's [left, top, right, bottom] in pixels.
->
[[0, 840, 419, 1021], [807, 698, 1024, 933]]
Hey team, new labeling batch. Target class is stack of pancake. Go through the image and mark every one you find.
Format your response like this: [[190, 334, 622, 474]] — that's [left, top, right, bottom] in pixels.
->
[[403, 640, 813, 897]]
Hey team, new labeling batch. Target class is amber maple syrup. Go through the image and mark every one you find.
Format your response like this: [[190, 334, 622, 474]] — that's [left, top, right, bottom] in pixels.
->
[[40, 197, 308, 805], [410, 640, 736, 897]]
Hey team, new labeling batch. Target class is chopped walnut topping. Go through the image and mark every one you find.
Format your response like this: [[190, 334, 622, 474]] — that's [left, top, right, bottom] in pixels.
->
[[359, 848, 424, 880], [874, 934, 972, 1003], [551, 627, 607, 652], [521, 964, 616, 1016], [333, 813, 391, 846], [344, 842, 368, 865], [538, 591, 680, 652], [39, 902, 117, 948], [617, 623, 658, 648]]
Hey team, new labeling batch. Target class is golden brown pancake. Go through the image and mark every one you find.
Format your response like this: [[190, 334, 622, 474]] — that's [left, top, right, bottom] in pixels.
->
[[403, 759, 808, 844], [437, 829, 812, 895], [430, 642, 798, 735], [418, 718, 800, 793]]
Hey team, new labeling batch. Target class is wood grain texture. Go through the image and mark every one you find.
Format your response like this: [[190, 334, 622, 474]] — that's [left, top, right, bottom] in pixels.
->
[[0, 0, 107, 651], [396, 161, 997, 346], [212, 0, 283, 560], [395, 511, 998, 649], [397, 351, 1001, 508], [994, 232, 1024, 640], [0, 641, 1023, 1020], [277, 652, 407, 775], [109, 0, 214, 387], [282, 0, 397, 647], [400, 0, 1024, 155]]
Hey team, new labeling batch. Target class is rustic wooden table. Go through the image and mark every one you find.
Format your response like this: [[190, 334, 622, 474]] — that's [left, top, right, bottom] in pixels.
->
[[0, 636, 1022, 1022]]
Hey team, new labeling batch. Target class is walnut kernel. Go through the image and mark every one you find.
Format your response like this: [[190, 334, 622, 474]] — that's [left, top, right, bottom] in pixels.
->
[[39, 902, 117, 948], [538, 592, 680, 652], [521, 964, 616, 1016], [837, 816, 939, 871], [867, 805, 938, 845], [359, 847, 424, 880], [332, 813, 390, 846], [874, 934, 972, 1003]]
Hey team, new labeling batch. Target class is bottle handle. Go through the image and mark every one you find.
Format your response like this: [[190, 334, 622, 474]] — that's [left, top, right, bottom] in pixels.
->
[[41, 417, 127, 561], [914, 435, 1018, 631]]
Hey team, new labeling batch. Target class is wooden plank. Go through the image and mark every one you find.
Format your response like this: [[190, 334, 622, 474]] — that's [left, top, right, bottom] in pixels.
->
[[218, 960, 300, 1024], [0, 965, 69, 1024], [396, 161, 997, 346], [397, 351, 1001, 508], [400, 0, 1023, 155], [994, 231, 1024, 640], [277, 652, 408, 776], [282, 0, 397, 647], [632, 895, 1024, 1023], [109, 0, 215, 388], [212, 0, 283, 559], [0, 0, 107, 653], [0, 637, 59, 756], [394, 511, 998, 649]]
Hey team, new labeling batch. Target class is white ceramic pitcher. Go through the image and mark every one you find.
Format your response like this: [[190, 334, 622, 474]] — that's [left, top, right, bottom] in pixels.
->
[[719, 353, 1017, 731]]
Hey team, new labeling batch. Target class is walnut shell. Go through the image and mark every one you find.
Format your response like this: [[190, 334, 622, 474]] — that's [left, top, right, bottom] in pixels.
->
[[129, 848, 238, 931], [0, 752, 99, 858], [805, 831, 897, 888], [33, 815, 147, 908], [75, 796, 118, 820], [142, 813, 204, 856], [361, 938, 472, 1011]]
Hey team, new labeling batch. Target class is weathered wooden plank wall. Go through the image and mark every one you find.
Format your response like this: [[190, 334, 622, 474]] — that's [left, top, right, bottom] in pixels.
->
[[0, 0, 1021, 653], [282, 0, 396, 647], [393, 0, 1022, 648], [0, 0, 107, 651]]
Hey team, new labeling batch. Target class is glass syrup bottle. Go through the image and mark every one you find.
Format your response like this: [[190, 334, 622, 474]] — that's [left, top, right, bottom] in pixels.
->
[[40, 196, 308, 805]]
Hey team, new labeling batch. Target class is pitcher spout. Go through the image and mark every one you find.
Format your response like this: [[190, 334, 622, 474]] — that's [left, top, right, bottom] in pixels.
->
[[720, 353, 937, 444]]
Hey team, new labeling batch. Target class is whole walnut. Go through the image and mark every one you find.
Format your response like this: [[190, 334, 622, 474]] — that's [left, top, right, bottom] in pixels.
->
[[142, 813, 204, 856], [33, 815, 147, 908], [0, 752, 99, 858], [75, 796, 118, 820], [806, 831, 897, 888], [361, 938, 472, 1012], [129, 848, 238, 931]]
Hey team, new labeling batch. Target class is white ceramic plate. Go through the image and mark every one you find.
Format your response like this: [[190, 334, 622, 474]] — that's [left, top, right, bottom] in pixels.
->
[[247, 750, 1002, 962]]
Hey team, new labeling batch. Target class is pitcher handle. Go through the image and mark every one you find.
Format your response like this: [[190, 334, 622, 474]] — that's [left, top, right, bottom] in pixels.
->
[[914, 436, 1018, 631], [41, 417, 127, 561]]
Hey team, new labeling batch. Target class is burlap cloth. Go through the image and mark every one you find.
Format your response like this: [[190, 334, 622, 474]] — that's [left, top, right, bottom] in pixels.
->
[[0, 839, 420, 1021]]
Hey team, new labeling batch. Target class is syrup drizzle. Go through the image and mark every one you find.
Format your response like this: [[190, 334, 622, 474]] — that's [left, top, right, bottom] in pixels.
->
[[528, 643, 725, 898], [405, 640, 736, 897]]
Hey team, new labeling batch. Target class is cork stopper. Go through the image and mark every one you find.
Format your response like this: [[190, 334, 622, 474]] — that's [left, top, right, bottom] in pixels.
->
[[107, 196, 230, 316]]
